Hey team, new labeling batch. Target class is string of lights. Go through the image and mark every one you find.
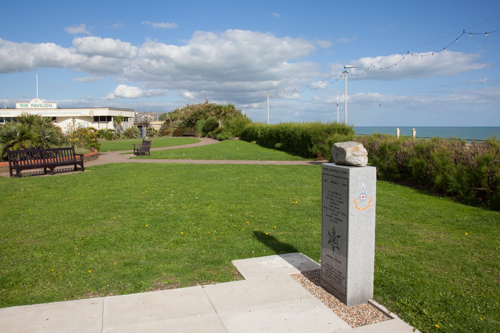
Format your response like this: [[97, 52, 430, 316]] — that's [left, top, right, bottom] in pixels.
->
[[248, 17, 500, 107], [348, 27, 499, 77]]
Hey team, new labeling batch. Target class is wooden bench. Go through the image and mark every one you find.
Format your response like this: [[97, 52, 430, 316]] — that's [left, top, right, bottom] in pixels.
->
[[8, 146, 85, 178], [133, 140, 151, 156], [182, 130, 196, 137]]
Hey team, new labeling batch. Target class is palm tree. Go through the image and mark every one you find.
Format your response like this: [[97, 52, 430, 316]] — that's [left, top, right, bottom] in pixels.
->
[[0, 114, 63, 161]]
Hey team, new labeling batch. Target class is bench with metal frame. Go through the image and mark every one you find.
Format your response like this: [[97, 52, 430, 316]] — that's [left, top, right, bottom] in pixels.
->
[[133, 139, 151, 156], [8, 146, 85, 178]]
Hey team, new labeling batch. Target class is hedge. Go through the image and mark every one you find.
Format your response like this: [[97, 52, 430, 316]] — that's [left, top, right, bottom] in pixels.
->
[[240, 122, 355, 159], [357, 135, 500, 210]]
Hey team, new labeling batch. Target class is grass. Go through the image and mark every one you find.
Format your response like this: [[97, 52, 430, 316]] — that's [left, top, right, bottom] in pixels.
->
[[98, 137, 200, 152], [134, 140, 309, 160], [0, 162, 498, 332]]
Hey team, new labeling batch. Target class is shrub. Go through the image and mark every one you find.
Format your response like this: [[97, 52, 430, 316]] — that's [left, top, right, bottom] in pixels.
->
[[357, 135, 500, 210], [203, 117, 219, 134], [224, 116, 252, 138], [0, 114, 64, 161], [147, 127, 158, 137], [240, 122, 354, 159], [123, 127, 140, 139], [195, 119, 205, 137], [97, 129, 119, 141], [68, 127, 101, 152]]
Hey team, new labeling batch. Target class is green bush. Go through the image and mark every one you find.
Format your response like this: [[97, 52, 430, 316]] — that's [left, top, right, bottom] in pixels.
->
[[224, 116, 252, 137], [147, 127, 158, 137], [358, 135, 500, 210], [240, 122, 354, 159], [123, 127, 140, 139], [68, 127, 101, 152], [0, 114, 64, 161], [194, 119, 205, 137], [203, 117, 219, 134], [97, 129, 119, 141]]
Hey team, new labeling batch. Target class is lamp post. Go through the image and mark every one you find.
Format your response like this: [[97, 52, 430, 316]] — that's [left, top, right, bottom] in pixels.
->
[[344, 65, 357, 125], [72, 117, 76, 131]]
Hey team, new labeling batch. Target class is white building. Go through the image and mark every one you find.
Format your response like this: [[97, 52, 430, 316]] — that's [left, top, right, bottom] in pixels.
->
[[0, 98, 135, 133]]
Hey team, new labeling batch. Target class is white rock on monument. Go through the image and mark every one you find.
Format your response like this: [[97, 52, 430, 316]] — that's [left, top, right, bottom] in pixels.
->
[[331, 141, 368, 167]]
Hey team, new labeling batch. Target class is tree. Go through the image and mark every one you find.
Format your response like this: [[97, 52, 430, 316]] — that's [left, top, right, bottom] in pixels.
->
[[0, 114, 63, 160], [113, 115, 125, 134]]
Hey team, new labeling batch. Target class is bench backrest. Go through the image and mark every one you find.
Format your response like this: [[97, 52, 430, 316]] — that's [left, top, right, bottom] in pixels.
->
[[8, 147, 77, 166], [141, 140, 151, 147]]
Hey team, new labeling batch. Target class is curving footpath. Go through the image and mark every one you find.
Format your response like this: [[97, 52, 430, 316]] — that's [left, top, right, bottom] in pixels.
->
[[86, 137, 327, 167]]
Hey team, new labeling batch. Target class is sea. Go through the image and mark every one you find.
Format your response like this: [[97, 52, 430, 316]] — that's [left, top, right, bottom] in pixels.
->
[[353, 127, 500, 141]]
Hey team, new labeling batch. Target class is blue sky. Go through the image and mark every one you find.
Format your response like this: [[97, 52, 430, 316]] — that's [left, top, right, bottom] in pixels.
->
[[1, 0, 499, 126]]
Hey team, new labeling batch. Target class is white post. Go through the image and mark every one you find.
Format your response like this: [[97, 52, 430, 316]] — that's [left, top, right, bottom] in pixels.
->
[[396, 128, 400, 139], [267, 93, 270, 124], [412, 128, 416, 140], [344, 69, 348, 125]]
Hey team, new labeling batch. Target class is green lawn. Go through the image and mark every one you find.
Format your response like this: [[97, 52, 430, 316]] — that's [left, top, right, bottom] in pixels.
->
[[134, 140, 308, 160], [99, 137, 200, 152], [0, 163, 498, 332]]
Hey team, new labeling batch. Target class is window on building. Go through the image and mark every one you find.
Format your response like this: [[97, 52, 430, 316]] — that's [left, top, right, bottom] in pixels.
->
[[93, 116, 113, 122]]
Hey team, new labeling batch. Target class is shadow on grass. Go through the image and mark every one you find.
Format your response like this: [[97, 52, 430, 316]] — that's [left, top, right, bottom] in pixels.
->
[[253, 230, 299, 254], [8, 167, 84, 178]]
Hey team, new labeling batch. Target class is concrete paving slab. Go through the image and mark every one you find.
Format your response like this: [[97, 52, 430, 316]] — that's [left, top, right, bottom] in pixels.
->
[[231, 253, 319, 280], [103, 313, 227, 333], [102, 286, 216, 330], [0, 253, 420, 333], [217, 298, 351, 333], [203, 275, 314, 313], [0, 298, 103, 333], [337, 317, 420, 333]]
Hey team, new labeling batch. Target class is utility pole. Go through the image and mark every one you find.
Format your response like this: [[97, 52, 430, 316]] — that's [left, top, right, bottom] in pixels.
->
[[344, 65, 357, 125], [267, 93, 270, 124]]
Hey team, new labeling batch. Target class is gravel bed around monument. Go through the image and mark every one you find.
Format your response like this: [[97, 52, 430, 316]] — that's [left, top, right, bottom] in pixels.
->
[[291, 269, 390, 328]]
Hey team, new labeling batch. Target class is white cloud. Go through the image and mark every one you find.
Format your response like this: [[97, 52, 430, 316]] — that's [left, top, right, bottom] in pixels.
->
[[346, 51, 491, 81], [73, 37, 137, 59], [133, 29, 319, 97], [74, 76, 105, 83], [142, 21, 178, 29], [0, 38, 84, 73], [104, 84, 168, 100], [181, 91, 195, 99], [272, 12, 281, 18], [0, 29, 492, 116], [65, 24, 91, 35], [314, 39, 333, 49]]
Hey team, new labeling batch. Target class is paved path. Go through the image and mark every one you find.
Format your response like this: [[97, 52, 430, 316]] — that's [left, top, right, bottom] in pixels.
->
[[0, 253, 419, 333], [86, 137, 327, 167], [0, 138, 326, 178]]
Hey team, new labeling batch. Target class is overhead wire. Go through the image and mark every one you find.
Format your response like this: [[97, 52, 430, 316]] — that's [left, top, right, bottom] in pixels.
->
[[248, 16, 500, 108]]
